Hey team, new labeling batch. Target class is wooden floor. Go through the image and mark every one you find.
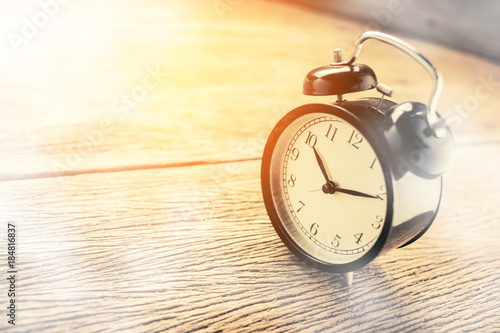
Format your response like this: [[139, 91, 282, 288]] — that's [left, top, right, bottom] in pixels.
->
[[1, 0, 499, 331]]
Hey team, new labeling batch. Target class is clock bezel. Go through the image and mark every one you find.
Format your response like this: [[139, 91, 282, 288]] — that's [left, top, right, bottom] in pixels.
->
[[261, 102, 395, 273]]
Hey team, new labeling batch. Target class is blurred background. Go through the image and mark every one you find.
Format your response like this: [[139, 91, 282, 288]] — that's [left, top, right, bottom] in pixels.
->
[[280, 0, 500, 62]]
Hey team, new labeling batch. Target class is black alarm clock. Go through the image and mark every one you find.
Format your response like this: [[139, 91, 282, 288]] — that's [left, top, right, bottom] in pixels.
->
[[261, 31, 454, 286]]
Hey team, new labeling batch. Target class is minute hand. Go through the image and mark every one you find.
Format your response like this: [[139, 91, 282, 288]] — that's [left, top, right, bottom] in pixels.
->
[[333, 187, 378, 199]]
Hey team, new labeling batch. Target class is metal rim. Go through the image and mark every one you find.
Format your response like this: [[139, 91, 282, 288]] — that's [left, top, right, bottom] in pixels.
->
[[261, 103, 395, 273]]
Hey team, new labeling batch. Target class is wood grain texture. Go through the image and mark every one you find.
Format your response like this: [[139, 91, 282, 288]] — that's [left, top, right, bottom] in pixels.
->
[[0, 0, 499, 332], [1, 0, 500, 180], [0, 147, 499, 332]]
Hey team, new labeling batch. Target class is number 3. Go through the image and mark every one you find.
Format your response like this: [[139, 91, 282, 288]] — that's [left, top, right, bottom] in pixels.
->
[[372, 215, 383, 229]]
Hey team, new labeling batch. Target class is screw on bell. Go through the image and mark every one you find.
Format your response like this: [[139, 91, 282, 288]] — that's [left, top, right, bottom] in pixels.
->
[[334, 48, 344, 103]]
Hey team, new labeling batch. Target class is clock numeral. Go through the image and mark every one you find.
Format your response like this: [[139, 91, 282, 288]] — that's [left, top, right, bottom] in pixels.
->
[[354, 233, 364, 245], [370, 157, 377, 169], [297, 200, 305, 212], [304, 131, 317, 148], [348, 130, 363, 149], [310, 223, 319, 236], [288, 174, 297, 187], [331, 234, 341, 248], [325, 124, 338, 142], [291, 148, 300, 161], [376, 185, 386, 201], [372, 215, 383, 229]]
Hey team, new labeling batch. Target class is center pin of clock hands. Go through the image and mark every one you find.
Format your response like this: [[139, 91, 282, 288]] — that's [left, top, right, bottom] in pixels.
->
[[311, 146, 377, 199]]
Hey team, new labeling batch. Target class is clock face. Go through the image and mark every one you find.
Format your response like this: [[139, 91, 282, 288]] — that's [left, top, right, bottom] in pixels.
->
[[263, 106, 391, 271]]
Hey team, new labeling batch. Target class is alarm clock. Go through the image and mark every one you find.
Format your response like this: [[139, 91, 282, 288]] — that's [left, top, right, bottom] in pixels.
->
[[261, 31, 454, 286]]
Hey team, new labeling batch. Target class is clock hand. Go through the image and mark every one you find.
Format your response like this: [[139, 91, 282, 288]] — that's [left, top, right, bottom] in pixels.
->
[[311, 146, 377, 199], [312, 146, 330, 183], [330, 187, 378, 199], [315, 181, 378, 199]]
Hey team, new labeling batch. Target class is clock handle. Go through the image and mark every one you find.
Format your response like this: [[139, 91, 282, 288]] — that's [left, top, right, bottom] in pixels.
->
[[332, 31, 445, 138]]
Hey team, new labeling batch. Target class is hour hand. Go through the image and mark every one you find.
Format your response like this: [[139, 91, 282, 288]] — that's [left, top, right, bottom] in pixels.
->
[[312, 146, 330, 182]]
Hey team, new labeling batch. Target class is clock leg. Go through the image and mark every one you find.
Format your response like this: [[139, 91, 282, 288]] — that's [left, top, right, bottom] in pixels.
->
[[342, 272, 353, 287]]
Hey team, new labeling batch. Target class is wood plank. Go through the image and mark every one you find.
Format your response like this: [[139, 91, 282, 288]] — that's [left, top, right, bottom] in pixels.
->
[[1, 0, 500, 180], [1, 142, 498, 331]]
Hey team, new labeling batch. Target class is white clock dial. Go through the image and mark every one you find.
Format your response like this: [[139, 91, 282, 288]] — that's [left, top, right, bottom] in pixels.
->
[[269, 112, 387, 265]]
